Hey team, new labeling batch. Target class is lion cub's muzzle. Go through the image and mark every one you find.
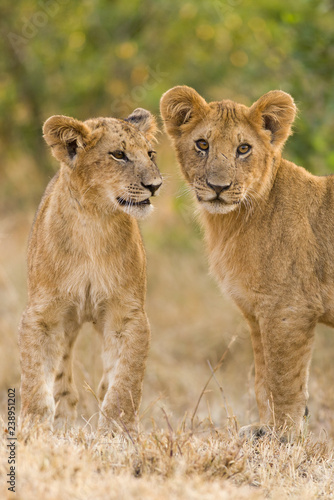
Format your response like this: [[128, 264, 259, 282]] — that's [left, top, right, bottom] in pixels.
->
[[142, 181, 162, 197], [194, 177, 242, 214], [196, 178, 233, 202], [117, 197, 151, 207], [206, 180, 232, 198], [116, 179, 162, 209]]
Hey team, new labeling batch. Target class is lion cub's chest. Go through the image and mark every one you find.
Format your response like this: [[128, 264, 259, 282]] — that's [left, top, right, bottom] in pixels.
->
[[55, 215, 145, 323], [62, 261, 116, 323], [208, 232, 259, 316], [212, 254, 251, 309]]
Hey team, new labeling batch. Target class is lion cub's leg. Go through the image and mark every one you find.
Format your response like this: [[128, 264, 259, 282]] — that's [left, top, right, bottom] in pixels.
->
[[239, 313, 316, 441], [97, 307, 150, 434], [19, 306, 63, 426], [258, 313, 315, 437], [247, 317, 270, 421], [54, 319, 80, 428], [239, 317, 272, 440]]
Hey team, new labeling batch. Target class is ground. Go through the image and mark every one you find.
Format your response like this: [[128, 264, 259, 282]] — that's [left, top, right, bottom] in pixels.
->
[[0, 141, 334, 499]]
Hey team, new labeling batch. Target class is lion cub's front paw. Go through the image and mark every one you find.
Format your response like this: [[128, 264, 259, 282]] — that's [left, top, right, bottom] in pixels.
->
[[239, 423, 271, 441], [239, 423, 294, 443]]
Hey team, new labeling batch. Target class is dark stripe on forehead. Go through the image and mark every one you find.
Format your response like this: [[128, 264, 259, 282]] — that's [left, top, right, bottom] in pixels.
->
[[84, 118, 110, 130], [117, 121, 133, 133], [214, 102, 225, 119], [223, 104, 237, 121], [214, 101, 238, 122]]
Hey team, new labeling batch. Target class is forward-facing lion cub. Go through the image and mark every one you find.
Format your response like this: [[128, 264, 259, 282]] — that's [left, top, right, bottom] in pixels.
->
[[161, 86, 334, 438], [19, 109, 162, 433]]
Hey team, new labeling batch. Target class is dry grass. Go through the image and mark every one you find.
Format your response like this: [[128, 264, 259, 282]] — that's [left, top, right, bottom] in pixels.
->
[[1, 140, 334, 498], [1, 417, 334, 499]]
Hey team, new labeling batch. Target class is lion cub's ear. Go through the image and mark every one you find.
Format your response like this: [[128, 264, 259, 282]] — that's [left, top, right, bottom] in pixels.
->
[[43, 115, 91, 166], [125, 108, 158, 142], [249, 90, 297, 149], [160, 86, 208, 138]]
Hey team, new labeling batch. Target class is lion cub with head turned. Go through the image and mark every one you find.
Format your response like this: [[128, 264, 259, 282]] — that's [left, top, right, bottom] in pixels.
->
[[19, 108, 162, 433], [161, 85, 334, 439]]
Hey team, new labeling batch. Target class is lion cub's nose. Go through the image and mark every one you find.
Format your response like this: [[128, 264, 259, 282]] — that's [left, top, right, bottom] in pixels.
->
[[141, 182, 162, 196], [206, 181, 232, 195]]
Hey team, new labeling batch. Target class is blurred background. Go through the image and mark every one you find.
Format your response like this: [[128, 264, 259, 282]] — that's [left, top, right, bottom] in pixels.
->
[[1, 0, 334, 436]]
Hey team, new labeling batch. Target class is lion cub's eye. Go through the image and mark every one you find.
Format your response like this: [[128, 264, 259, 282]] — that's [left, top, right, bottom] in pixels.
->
[[195, 139, 209, 151], [148, 150, 156, 159], [110, 150, 127, 161], [237, 144, 251, 155]]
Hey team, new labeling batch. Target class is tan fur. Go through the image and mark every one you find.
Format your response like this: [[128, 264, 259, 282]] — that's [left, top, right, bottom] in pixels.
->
[[19, 109, 162, 433], [161, 85, 334, 437]]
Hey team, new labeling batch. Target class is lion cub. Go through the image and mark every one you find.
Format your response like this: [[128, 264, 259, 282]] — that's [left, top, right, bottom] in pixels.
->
[[161, 86, 334, 438], [19, 109, 162, 433]]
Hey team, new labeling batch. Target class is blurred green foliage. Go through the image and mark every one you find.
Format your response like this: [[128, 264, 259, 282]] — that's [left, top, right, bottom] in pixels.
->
[[1, 0, 334, 210]]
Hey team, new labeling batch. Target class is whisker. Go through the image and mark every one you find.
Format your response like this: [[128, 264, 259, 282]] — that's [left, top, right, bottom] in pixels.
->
[[246, 189, 264, 215], [247, 186, 266, 205], [176, 184, 194, 199], [160, 173, 172, 181]]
